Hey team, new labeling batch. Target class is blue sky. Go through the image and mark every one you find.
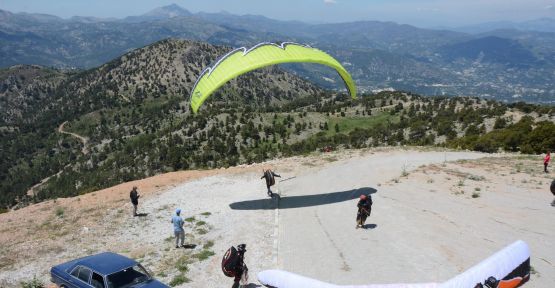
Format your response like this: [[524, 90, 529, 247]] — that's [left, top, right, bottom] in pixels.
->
[[1, 0, 554, 27]]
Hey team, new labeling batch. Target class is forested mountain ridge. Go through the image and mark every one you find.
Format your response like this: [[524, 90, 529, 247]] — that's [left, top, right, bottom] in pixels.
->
[[1, 38, 554, 212], [0, 38, 321, 210]]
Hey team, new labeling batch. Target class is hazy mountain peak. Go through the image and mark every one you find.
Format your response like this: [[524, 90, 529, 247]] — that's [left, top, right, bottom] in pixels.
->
[[144, 3, 191, 18], [122, 3, 191, 23]]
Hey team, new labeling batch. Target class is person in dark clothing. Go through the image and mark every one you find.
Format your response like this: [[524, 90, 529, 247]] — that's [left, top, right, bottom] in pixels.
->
[[130, 186, 140, 216], [544, 151, 551, 173], [232, 244, 248, 288], [261, 169, 281, 197], [356, 194, 372, 229], [550, 179, 555, 207]]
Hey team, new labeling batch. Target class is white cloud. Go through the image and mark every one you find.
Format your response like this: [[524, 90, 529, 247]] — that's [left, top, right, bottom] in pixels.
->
[[323, 0, 337, 5]]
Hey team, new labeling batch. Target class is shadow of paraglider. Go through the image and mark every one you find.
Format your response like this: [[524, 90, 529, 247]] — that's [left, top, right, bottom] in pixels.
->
[[229, 187, 376, 210]]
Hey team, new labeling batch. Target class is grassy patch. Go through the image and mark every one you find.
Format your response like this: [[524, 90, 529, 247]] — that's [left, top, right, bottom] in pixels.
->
[[193, 249, 215, 261], [55, 207, 65, 218], [200, 212, 211, 216], [195, 220, 206, 226], [203, 240, 214, 249], [325, 156, 338, 162], [185, 217, 195, 223], [169, 273, 190, 287], [196, 228, 208, 235], [325, 113, 400, 136], [472, 192, 480, 198], [468, 174, 485, 181], [401, 166, 409, 177], [176, 255, 191, 273], [20, 276, 44, 288]]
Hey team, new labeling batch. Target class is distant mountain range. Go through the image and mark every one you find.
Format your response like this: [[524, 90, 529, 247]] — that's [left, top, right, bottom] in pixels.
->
[[1, 4, 554, 103], [453, 18, 555, 34]]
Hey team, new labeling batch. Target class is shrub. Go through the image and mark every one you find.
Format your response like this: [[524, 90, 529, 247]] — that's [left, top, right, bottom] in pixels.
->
[[169, 274, 190, 287], [193, 250, 215, 261], [203, 240, 214, 249], [55, 207, 64, 218], [21, 276, 44, 288], [176, 255, 190, 273]]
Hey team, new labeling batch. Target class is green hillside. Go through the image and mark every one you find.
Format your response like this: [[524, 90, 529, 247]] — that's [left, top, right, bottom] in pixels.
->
[[1, 39, 554, 211]]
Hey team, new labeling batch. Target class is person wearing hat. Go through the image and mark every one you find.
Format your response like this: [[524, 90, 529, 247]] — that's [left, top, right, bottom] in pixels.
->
[[129, 186, 140, 217], [171, 208, 185, 248], [356, 194, 372, 229], [232, 244, 248, 288]]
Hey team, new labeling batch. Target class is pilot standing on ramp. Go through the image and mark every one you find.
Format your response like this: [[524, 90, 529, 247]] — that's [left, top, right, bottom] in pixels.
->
[[261, 169, 281, 197]]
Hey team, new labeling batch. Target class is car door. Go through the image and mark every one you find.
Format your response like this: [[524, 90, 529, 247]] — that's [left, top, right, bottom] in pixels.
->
[[90, 272, 106, 288], [69, 266, 93, 288]]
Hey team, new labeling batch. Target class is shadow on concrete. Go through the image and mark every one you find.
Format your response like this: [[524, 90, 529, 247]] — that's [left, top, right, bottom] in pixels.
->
[[242, 284, 262, 288], [362, 223, 377, 229], [135, 213, 148, 217], [230, 187, 376, 210]]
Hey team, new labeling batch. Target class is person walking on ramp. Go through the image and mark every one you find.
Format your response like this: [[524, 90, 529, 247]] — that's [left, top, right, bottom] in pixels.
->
[[544, 151, 551, 173], [261, 169, 281, 197], [356, 194, 372, 229], [129, 186, 140, 217], [550, 179, 555, 207], [171, 208, 185, 248]]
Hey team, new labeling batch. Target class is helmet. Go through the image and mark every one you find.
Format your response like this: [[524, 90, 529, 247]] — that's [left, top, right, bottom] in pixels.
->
[[237, 244, 246, 252], [176, 208, 182, 214], [360, 194, 367, 200], [484, 276, 498, 288]]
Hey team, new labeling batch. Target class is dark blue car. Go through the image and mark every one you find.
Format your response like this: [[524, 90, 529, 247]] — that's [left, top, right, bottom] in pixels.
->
[[50, 252, 168, 288]]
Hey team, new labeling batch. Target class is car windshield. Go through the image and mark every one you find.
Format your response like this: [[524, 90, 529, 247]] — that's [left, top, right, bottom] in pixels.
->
[[106, 264, 151, 288]]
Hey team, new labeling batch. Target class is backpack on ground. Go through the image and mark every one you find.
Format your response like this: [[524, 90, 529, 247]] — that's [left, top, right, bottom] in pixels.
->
[[222, 246, 240, 277]]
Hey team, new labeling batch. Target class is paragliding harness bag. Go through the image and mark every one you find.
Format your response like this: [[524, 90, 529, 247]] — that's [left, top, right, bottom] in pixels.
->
[[265, 170, 275, 186], [222, 246, 240, 277]]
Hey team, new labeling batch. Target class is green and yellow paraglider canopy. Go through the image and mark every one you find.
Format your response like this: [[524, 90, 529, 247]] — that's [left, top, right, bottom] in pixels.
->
[[190, 42, 357, 113]]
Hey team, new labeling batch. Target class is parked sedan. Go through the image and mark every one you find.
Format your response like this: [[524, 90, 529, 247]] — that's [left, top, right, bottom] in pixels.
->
[[50, 252, 168, 288]]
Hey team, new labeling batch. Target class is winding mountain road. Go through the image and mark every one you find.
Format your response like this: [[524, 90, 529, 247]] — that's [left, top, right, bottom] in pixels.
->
[[58, 121, 89, 154]]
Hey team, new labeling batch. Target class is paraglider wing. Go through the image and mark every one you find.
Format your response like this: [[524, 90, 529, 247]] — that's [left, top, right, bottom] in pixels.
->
[[190, 42, 357, 113], [257, 240, 530, 288]]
